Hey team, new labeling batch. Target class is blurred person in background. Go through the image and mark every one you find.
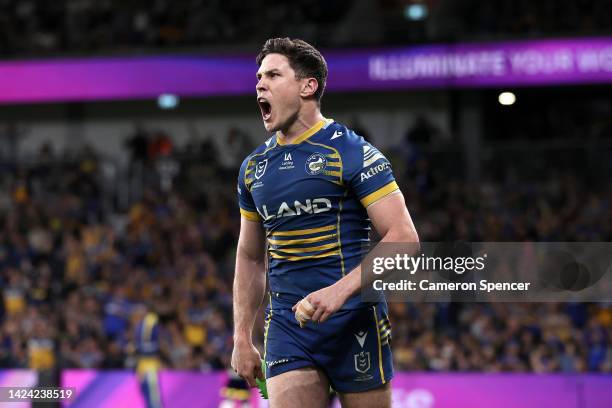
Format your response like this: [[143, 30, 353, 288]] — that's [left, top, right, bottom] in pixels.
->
[[132, 304, 164, 408]]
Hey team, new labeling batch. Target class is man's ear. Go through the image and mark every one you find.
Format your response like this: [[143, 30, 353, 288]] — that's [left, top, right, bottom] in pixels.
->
[[300, 78, 319, 98]]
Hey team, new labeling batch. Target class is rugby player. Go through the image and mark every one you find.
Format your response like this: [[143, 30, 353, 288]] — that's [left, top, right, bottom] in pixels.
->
[[231, 38, 419, 408]]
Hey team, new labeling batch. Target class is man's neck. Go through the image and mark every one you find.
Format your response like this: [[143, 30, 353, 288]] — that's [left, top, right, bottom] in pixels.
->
[[277, 106, 324, 144]]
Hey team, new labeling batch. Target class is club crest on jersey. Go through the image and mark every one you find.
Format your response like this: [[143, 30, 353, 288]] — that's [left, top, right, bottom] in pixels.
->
[[255, 159, 268, 180], [305, 153, 327, 175]]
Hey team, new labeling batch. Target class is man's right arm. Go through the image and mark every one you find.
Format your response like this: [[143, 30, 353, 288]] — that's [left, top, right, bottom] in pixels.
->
[[231, 215, 266, 386]]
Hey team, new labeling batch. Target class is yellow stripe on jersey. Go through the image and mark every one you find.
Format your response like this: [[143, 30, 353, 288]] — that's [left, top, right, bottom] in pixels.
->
[[372, 306, 386, 384], [263, 293, 273, 377], [360, 181, 399, 208], [270, 224, 335, 237], [240, 208, 261, 221], [325, 162, 342, 168], [269, 249, 341, 261], [276, 120, 325, 145], [337, 190, 347, 276], [143, 313, 158, 341], [268, 233, 336, 246], [245, 161, 256, 177], [270, 242, 339, 254]]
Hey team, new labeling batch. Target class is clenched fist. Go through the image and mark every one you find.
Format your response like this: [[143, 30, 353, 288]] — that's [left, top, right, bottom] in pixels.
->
[[294, 298, 315, 328]]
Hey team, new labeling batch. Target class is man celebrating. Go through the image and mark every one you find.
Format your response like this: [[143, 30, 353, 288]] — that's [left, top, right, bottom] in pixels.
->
[[231, 38, 419, 408]]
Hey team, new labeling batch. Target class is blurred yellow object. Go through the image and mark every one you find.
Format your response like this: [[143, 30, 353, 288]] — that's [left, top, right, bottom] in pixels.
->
[[66, 255, 85, 280], [3, 289, 25, 314], [184, 324, 206, 346], [28, 339, 55, 370], [80, 159, 96, 173], [13, 185, 28, 203], [596, 308, 612, 326], [137, 356, 162, 377]]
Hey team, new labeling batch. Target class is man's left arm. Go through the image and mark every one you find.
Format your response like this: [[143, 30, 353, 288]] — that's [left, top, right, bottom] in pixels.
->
[[296, 190, 419, 323]]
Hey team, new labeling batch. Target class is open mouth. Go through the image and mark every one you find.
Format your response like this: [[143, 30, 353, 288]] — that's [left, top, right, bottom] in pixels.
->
[[258, 97, 272, 121]]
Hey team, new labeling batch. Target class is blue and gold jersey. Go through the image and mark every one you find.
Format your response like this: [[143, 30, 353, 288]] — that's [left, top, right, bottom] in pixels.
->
[[238, 119, 398, 309], [135, 312, 160, 356]]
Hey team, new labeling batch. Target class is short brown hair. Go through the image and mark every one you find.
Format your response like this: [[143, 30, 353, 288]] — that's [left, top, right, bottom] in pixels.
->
[[256, 38, 328, 103]]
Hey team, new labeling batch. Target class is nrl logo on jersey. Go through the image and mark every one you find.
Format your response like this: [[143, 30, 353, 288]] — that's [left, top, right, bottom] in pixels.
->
[[255, 159, 268, 179], [354, 351, 371, 374], [257, 198, 332, 220]]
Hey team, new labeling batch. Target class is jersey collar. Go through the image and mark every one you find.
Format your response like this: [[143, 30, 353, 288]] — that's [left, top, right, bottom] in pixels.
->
[[276, 119, 332, 146]]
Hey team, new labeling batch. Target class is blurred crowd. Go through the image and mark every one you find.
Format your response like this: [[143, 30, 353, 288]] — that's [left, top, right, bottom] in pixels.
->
[[437, 0, 612, 40], [390, 302, 612, 372], [0, 125, 611, 374], [0, 144, 240, 372], [1, 0, 611, 56]]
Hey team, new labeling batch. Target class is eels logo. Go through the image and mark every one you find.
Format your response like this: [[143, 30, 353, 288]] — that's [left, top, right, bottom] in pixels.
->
[[305, 153, 327, 175]]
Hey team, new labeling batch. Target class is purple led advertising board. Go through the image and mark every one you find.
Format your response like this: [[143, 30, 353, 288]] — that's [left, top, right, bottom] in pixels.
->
[[376, 374, 610, 408], [60, 370, 612, 408], [62, 370, 146, 408], [0, 370, 38, 408], [61, 370, 259, 408], [1, 37, 611, 104]]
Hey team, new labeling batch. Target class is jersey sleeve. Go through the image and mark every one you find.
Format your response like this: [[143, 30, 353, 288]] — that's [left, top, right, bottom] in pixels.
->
[[237, 156, 261, 222], [344, 136, 399, 208]]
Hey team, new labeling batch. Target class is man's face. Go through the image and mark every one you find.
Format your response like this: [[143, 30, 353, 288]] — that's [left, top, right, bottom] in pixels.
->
[[256, 53, 303, 133]]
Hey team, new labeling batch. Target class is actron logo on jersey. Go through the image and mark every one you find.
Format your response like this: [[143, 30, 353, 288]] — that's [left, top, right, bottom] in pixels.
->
[[360, 162, 390, 182], [257, 198, 332, 221]]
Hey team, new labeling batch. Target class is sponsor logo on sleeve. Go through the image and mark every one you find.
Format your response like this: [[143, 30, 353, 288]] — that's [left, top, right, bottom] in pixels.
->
[[360, 162, 390, 182]]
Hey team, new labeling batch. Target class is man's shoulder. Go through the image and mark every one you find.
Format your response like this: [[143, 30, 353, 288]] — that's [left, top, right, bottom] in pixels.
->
[[311, 121, 372, 165], [240, 135, 277, 167], [313, 120, 368, 151]]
